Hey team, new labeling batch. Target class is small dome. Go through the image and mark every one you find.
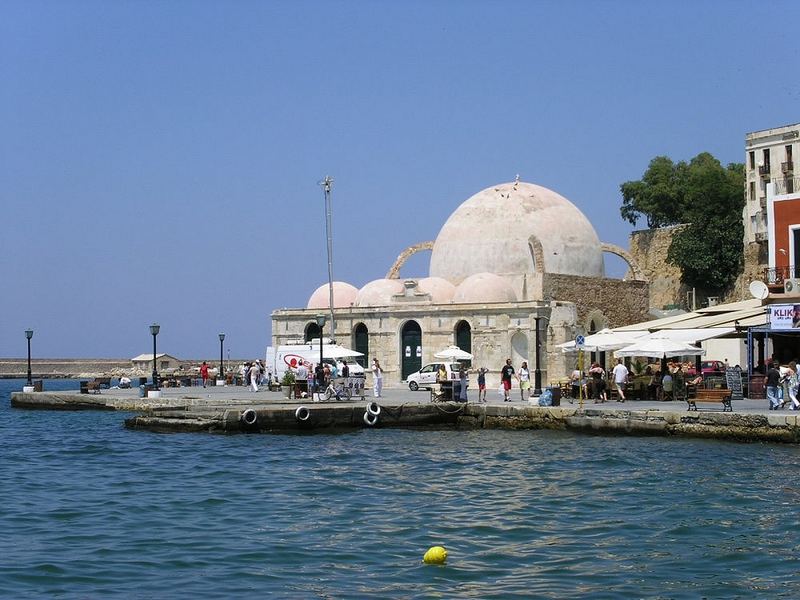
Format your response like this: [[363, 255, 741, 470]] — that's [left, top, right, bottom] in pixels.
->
[[356, 278, 404, 307], [417, 277, 456, 304], [307, 281, 358, 309], [452, 272, 517, 304]]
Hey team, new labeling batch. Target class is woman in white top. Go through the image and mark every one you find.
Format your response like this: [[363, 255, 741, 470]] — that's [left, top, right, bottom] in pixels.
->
[[518, 361, 530, 400], [372, 358, 383, 398]]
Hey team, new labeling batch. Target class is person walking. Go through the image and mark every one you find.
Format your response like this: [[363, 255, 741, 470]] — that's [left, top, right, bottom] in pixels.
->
[[372, 358, 383, 398], [477, 368, 487, 403], [518, 361, 530, 401], [249, 361, 260, 392], [501, 359, 515, 402], [200, 361, 209, 388], [612, 358, 629, 402], [767, 361, 782, 410]]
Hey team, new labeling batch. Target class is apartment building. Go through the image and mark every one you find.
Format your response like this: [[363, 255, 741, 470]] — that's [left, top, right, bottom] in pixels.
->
[[744, 123, 799, 244]]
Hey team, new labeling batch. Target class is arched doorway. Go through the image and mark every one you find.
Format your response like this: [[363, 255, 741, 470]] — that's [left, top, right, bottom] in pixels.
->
[[353, 323, 368, 368], [455, 320, 472, 366], [511, 331, 528, 367], [401, 320, 422, 380], [305, 322, 321, 343]]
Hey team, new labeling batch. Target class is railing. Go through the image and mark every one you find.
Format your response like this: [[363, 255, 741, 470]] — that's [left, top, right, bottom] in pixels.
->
[[782, 161, 794, 174], [755, 231, 768, 243], [764, 265, 799, 284], [759, 164, 771, 177]]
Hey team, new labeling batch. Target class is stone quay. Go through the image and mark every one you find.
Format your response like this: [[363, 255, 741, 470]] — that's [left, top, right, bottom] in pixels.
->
[[10, 384, 800, 443]]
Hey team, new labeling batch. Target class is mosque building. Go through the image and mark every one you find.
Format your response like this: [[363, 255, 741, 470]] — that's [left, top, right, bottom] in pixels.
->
[[271, 180, 649, 388]]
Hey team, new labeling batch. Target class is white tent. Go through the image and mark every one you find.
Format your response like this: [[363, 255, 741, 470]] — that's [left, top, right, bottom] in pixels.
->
[[321, 345, 364, 359]]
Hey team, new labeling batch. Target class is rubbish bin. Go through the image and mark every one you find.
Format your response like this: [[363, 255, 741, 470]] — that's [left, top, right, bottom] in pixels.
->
[[548, 386, 561, 407], [33, 380, 43, 392]]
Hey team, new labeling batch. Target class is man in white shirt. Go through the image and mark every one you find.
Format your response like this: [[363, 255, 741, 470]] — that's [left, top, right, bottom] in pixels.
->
[[612, 358, 629, 402]]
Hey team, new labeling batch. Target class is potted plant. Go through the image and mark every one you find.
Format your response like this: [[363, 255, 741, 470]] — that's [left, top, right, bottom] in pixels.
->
[[281, 371, 296, 399]]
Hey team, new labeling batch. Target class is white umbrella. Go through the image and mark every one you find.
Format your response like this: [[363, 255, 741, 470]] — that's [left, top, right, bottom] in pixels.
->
[[614, 335, 706, 359], [434, 346, 473, 360], [558, 329, 648, 353]]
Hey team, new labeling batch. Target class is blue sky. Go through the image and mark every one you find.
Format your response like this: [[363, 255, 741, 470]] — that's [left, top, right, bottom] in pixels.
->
[[2, 0, 798, 359]]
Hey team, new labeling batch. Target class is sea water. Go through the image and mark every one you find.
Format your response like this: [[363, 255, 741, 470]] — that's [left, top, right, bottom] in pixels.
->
[[2, 379, 800, 598]]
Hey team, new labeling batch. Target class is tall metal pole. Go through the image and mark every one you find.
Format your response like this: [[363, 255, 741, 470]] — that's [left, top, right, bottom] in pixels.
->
[[533, 316, 542, 396], [319, 176, 336, 342]]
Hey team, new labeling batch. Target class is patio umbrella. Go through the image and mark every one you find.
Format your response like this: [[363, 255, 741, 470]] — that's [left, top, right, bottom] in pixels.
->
[[614, 334, 706, 359], [433, 346, 474, 360]]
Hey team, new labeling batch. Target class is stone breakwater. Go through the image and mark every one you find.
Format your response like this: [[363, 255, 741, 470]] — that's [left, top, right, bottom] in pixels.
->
[[0, 359, 133, 378]]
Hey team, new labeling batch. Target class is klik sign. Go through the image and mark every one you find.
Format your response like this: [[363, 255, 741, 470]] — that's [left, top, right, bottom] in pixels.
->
[[768, 304, 800, 329]]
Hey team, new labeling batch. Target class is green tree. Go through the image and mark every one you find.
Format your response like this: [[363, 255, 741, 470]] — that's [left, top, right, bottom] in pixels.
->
[[620, 153, 745, 292]]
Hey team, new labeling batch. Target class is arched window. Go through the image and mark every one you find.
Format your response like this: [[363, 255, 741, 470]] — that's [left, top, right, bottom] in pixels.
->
[[305, 322, 321, 343], [455, 320, 472, 366], [353, 323, 369, 368], [511, 331, 528, 366]]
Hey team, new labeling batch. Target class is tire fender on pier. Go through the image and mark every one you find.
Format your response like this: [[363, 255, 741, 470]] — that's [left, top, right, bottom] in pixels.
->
[[363, 410, 379, 426], [295, 406, 311, 422], [366, 401, 381, 417], [241, 408, 258, 426]]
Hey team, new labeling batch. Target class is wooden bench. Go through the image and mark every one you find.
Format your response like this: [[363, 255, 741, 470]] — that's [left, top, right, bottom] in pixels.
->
[[687, 388, 732, 412], [80, 377, 112, 394]]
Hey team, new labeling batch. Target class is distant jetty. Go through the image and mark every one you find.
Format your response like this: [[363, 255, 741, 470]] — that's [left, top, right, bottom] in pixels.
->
[[0, 358, 242, 379]]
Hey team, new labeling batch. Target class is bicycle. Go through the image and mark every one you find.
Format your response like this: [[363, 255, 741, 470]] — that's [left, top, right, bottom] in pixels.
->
[[315, 378, 352, 402]]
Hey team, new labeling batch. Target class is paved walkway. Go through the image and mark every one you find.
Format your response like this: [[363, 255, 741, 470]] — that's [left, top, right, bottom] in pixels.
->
[[89, 383, 787, 415]]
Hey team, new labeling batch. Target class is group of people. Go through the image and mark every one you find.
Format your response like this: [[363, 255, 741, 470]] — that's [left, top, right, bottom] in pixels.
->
[[197, 359, 268, 391], [286, 357, 384, 398], [765, 360, 800, 411], [568, 358, 709, 402]]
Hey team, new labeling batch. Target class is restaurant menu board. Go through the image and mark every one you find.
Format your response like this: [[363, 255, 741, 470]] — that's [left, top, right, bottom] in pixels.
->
[[725, 366, 743, 402]]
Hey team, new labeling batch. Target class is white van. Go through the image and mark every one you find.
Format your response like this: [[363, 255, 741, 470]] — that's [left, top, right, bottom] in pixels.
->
[[266, 342, 365, 383], [406, 362, 463, 391]]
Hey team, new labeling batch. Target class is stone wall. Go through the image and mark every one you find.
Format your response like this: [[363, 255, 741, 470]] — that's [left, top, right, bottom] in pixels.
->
[[542, 274, 649, 329], [629, 226, 757, 309]]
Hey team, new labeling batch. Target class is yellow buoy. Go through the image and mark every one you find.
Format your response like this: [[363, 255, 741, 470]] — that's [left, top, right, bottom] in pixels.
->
[[423, 546, 447, 564]]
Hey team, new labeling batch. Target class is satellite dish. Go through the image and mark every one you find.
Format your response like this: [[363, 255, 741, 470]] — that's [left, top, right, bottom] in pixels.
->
[[749, 280, 769, 300]]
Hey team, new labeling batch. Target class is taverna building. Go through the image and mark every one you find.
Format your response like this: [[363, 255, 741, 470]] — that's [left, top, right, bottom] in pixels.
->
[[271, 180, 649, 388]]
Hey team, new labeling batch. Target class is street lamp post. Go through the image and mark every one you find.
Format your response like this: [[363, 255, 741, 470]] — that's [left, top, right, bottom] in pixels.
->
[[25, 329, 33, 386], [318, 176, 336, 342], [533, 316, 544, 396], [316, 313, 326, 374], [219, 333, 225, 385], [150, 323, 160, 390]]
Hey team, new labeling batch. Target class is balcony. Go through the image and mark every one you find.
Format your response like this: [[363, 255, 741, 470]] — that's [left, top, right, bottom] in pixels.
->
[[759, 164, 771, 177], [765, 265, 799, 285], [759, 196, 767, 209], [783, 161, 794, 174], [754, 231, 769, 243]]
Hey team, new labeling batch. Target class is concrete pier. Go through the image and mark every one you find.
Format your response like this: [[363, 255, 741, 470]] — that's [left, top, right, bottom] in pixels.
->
[[10, 386, 800, 443]]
